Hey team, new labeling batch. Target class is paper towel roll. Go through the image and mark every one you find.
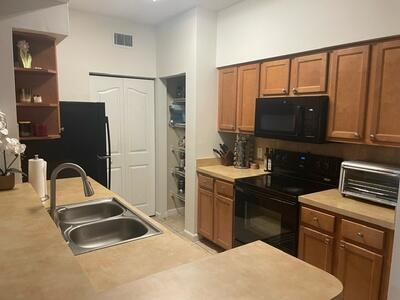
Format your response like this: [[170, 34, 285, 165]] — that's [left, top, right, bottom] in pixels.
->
[[28, 155, 47, 201]]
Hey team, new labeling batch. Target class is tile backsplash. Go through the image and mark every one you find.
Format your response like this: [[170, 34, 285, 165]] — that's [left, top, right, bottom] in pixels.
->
[[255, 138, 400, 166]]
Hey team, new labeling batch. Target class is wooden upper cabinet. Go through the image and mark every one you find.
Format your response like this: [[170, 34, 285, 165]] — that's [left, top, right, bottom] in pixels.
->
[[337, 241, 383, 300], [198, 188, 214, 241], [367, 39, 400, 146], [218, 67, 238, 132], [290, 53, 328, 95], [298, 226, 334, 273], [213, 195, 234, 249], [260, 59, 290, 96], [237, 63, 260, 133], [327, 46, 370, 142]]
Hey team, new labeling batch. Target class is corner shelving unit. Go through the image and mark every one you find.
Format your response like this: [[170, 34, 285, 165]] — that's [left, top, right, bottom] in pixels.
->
[[166, 76, 186, 214], [12, 31, 61, 141]]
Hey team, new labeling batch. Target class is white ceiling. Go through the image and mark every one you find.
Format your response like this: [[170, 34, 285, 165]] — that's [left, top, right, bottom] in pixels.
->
[[69, 0, 242, 25]]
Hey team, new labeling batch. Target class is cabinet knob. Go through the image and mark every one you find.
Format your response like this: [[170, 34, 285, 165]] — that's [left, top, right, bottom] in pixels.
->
[[370, 134, 375, 140], [324, 238, 330, 245], [282, 88, 287, 94], [356, 232, 364, 238], [312, 216, 318, 222], [353, 132, 360, 138], [292, 88, 298, 94]]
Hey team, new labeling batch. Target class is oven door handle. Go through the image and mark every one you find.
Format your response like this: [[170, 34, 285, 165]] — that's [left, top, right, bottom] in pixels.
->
[[236, 187, 297, 206]]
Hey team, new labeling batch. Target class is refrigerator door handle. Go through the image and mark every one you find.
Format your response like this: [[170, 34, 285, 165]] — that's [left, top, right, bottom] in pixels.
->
[[105, 116, 112, 189], [97, 155, 112, 160]]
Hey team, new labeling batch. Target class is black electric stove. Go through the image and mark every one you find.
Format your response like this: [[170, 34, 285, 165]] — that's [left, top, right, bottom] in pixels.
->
[[234, 149, 342, 256]]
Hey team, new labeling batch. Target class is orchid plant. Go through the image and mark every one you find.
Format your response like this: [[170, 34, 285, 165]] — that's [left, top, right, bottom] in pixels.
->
[[0, 111, 26, 176]]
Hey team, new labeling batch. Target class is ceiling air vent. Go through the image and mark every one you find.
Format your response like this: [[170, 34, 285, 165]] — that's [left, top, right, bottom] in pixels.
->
[[114, 33, 133, 47]]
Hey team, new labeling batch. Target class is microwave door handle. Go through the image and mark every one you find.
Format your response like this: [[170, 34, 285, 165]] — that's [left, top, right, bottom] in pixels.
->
[[349, 186, 393, 198], [295, 106, 304, 136]]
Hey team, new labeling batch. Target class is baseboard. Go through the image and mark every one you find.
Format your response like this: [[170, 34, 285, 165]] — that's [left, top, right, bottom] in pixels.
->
[[183, 229, 199, 242], [167, 207, 185, 217]]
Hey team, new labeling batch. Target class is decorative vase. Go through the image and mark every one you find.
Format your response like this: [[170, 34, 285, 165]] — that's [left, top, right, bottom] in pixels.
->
[[0, 174, 15, 191]]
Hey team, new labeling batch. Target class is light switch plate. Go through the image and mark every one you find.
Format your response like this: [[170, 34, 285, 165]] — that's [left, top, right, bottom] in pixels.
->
[[257, 147, 263, 160]]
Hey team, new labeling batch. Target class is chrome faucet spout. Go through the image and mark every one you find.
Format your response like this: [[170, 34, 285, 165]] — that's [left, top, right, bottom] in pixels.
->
[[50, 163, 95, 221]]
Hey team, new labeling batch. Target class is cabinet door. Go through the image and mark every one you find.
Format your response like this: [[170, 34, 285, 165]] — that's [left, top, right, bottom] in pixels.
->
[[327, 46, 370, 142], [367, 39, 400, 145], [290, 53, 328, 94], [213, 195, 234, 250], [218, 67, 238, 132], [198, 188, 214, 240], [337, 241, 383, 300], [259, 59, 290, 96], [298, 226, 334, 273], [237, 63, 260, 133]]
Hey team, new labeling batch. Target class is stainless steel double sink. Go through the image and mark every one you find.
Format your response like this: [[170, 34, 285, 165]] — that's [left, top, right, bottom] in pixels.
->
[[54, 198, 162, 255]]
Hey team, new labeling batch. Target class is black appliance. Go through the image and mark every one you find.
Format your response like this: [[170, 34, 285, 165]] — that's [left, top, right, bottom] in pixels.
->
[[22, 101, 111, 188], [235, 149, 342, 256], [254, 96, 329, 143]]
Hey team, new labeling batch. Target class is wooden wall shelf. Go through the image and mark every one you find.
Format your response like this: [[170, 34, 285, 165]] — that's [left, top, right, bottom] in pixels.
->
[[14, 67, 57, 75], [20, 135, 60, 141], [13, 31, 60, 139], [17, 103, 58, 108]]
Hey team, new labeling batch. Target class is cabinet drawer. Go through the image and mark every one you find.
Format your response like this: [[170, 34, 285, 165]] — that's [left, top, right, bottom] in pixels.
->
[[301, 207, 335, 233], [198, 173, 214, 191], [341, 219, 385, 250], [215, 180, 234, 198]]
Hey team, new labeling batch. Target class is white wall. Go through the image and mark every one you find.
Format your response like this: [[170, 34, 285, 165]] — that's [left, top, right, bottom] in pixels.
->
[[57, 10, 156, 100], [155, 9, 197, 230], [155, 8, 221, 236], [0, 4, 69, 172], [216, 0, 400, 67]]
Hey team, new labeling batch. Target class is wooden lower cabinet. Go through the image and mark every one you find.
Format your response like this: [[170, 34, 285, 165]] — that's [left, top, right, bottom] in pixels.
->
[[197, 173, 234, 250], [198, 188, 214, 241], [298, 226, 334, 273], [298, 205, 393, 300], [337, 241, 383, 300], [213, 195, 234, 249]]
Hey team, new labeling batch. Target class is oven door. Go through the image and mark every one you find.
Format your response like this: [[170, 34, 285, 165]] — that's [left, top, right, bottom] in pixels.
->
[[255, 98, 303, 139], [235, 184, 299, 256]]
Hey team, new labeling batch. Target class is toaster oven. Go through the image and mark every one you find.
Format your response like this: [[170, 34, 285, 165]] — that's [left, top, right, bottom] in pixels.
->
[[339, 161, 400, 207]]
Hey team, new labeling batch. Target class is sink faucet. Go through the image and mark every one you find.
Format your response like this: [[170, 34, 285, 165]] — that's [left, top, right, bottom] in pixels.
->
[[50, 163, 95, 220]]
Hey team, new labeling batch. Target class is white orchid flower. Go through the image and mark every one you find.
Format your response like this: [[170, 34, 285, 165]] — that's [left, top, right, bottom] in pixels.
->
[[5, 137, 26, 155]]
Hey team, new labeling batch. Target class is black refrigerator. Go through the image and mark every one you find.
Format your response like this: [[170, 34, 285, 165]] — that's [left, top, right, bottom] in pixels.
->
[[22, 101, 111, 188]]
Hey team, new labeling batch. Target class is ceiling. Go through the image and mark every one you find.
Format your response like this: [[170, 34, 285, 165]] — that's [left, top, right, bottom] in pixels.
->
[[68, 0, 242, 25], [0, 0, 67, 20]]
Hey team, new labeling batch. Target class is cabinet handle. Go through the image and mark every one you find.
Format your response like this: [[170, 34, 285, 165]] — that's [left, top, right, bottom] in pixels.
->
[[370, 134, 375, 140], [282, 88, 287, 94], [356, 232, 364, 238], [292, 88, 298, 94]]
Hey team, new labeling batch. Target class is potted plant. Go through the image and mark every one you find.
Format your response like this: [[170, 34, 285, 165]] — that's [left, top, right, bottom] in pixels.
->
[[0, 111, 26, 190]]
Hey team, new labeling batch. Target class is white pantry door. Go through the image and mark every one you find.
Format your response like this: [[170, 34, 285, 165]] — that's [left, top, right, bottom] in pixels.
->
[[90, 76, 155, 216]]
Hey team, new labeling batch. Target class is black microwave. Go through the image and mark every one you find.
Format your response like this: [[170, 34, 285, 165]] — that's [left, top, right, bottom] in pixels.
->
[[254, 96, 329, 143]]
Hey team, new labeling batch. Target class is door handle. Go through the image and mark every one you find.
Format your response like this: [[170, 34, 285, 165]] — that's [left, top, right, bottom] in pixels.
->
[[97, 155, 112, 160]]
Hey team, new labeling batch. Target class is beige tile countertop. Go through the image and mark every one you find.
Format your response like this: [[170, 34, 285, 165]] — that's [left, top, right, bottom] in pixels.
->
[[300, 189, 396, 230], [0, 177, 343, 300], [197, 165, 266, 182], [98, 241, 343, 300]]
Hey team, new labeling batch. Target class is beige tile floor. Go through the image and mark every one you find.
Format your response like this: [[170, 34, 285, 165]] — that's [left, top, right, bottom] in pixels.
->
[[153, 213, 224, 255]]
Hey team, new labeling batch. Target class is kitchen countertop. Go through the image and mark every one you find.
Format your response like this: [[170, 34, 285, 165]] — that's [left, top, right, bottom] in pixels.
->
[[0, 178, 209, 299], [98, 240, 343, 300], [299, 189, 396, 230], [0, 177, 343, 299], [197, 164, 266, 182]]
